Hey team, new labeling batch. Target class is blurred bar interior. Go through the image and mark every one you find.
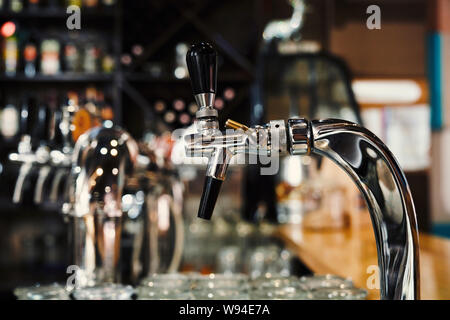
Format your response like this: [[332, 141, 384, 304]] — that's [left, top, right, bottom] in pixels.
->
[[0, 0, 449, 300]]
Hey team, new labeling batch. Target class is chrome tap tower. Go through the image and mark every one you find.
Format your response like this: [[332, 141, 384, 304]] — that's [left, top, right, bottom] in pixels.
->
[[184, 42, 420, 300]]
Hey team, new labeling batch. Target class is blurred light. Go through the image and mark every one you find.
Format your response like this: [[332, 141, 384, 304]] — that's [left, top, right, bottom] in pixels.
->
[[174, 67, 187, 79], [96, 168, 103, 176], [223, 88, 235, 101], [352, 80, 422, 104], [1, 21, 16, 38], [110, 139, 118, 147], [104, 120, 113, 128], [100, 147, 108, 155], [112, 168, 118, 175], [110, 148, 118, 156], [131, 44, 143, 56], [214, 97, 224, 110], [122, 194, 134, 211], [283, 156, 303, 186], [157, 195, 171, 232]]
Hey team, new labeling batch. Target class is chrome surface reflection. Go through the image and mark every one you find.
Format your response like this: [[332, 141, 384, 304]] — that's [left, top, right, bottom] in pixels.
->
[[308, 119, 419, 300], [68, 125, 138, 286]]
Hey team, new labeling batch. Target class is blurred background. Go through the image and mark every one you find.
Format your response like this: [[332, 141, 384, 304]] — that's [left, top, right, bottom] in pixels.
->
[[0, 0, 448, 300]]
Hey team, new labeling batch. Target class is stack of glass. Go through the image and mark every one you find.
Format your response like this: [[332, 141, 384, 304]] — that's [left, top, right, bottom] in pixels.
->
[[137, 273, 193, 300], [14, 283, 70, 300], [300, 274, 368, 300], [190, 273, 250, 300], [14, 273, 368, 300]]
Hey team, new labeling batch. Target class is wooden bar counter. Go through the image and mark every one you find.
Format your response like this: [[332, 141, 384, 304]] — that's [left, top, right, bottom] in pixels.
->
[[276, 223, 450, 300]]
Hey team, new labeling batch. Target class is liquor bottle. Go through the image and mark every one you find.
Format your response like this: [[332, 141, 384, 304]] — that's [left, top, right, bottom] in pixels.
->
[[40, 39, 60, 75], [97, 90, 113, 121], [102, 52, 114, 73], [0, 96, 19, 139], [4, 33, 18, 76], [23, 40, 38, 77], [83, 43, 99, 73], [64, 41, 81, 73], [10, 0, 23, 12]]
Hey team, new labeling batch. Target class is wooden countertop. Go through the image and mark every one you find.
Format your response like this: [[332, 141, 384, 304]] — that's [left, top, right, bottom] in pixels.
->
[[276, 224, 450, 300]]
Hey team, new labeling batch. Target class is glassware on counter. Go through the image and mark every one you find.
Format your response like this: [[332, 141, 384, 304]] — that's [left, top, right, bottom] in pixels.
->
[[190, 273, 249, 300], [310, 287, 368, 300], [73, 284, 134, 300], [249, 276, 312, 300], [14, 283, 70, 300], [299, 274, 353, 290], [137, 273, 192, 300]]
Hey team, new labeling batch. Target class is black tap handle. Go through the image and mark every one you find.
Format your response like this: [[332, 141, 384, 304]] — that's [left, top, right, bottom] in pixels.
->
[[186, 42, 217, 95], [197, 176, 222, 220]]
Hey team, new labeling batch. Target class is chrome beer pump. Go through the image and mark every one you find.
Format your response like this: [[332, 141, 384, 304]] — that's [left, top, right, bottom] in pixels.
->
[[184, 42, 420, 300]]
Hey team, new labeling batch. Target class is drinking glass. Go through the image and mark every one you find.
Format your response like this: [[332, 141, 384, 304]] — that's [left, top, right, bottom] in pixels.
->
[[310, 287, 368, 300], [137, 273, 193, 300], [299, 274, 353, 290], [14, 283, 70, 300], [73, 283, 134, 300], [191, 273, 249, 300], [249, 276, 312, 300]]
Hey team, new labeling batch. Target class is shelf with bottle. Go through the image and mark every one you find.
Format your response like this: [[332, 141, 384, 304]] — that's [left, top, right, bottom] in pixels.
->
[[0, 85, 114, 150], [0, 0, 117, 18], [0, 22, 117, 80]]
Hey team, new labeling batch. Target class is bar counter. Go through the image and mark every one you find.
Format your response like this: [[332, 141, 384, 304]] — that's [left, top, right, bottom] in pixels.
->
[[276, 223, 450, 300]]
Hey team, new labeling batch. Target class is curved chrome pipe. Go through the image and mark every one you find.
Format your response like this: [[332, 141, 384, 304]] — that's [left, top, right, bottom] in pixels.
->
[[186, 118, 420, 299], [306, 119, 419, 300]]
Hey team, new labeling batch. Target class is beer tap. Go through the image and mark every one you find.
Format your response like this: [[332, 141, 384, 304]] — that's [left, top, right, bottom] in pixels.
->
[[184, 42, 420, 299]]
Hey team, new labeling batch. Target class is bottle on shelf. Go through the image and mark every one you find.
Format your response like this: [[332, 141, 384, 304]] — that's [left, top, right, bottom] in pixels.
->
[[83, 43, 99, 73], [3, 29, 19, 76], [10, 0, 24, 13], [64, 41, 81, 73], [1, 96, 19, 139], [40, 39, 61, 75], [23, 39, 38, 77]]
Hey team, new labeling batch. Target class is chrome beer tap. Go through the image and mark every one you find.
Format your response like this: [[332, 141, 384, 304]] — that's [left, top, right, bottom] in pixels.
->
[[184, 42, 420, 300], [68, 124, 138, 287]]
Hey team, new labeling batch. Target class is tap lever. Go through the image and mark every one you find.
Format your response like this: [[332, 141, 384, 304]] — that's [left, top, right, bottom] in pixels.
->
[[186, 42, 217, 96], [198, 176, 223, 220], [186, 42, 218, 119]]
